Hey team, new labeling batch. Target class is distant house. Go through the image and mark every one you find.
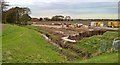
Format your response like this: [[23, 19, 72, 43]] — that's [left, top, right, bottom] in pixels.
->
[[31, 18, 39, 22]]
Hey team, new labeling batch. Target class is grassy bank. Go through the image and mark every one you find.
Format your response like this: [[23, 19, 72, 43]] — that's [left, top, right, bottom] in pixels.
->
[[73, 53, 118, 63], [74, 31, 118, 53], [2, 24, 66, 63]]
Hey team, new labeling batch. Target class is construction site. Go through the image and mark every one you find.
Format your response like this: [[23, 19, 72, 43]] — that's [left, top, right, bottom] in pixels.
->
[[2, 0, 119, 63], [32, 21, 119, 42], [32, 21, 119, 40], [32, 21, 117, 55], [30, 21, 119, 60]]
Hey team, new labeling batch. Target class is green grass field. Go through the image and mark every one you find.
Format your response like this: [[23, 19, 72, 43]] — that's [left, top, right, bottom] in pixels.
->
[[2, 24, 66, 63]]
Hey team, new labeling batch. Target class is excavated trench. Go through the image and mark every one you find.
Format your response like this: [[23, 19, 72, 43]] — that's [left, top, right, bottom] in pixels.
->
[[29, 26, 113, 60], [61, 29, 119, 60], [42, 29, 107, 60], [27, 24, 119, 61]]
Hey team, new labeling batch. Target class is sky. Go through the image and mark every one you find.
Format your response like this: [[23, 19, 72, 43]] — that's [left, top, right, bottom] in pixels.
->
[[5, 0, 119, 19]]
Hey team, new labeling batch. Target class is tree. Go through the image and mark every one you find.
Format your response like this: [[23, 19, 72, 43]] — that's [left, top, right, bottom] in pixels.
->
[[51, 15, 64, 21], [44, 17, 50, 21], [5, 7, 31, 25], [1, 0, 9, 12], [19, 14, 31, 25], [1, 0, 9, 23], [18, 7, 31, 25], [65, 16, 71, 21], [6, 10, 16, 24]]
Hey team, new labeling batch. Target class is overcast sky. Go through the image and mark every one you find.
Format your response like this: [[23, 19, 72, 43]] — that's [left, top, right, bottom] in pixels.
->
[[5, 0, 119, 19]]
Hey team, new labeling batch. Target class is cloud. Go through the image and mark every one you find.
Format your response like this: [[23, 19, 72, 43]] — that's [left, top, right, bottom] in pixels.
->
[[30, 2, 118, 13], [73, 13, 118, 19], [5, 0, 118, 19], [6, 0, 119, 6]]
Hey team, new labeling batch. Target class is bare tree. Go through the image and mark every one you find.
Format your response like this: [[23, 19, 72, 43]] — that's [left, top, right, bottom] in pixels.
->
[[1, 0, 9, 12]]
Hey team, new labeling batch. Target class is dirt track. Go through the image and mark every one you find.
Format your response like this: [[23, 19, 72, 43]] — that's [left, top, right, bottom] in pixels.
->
[[32, 22, 119, 43], [32, 24, 90, 36]]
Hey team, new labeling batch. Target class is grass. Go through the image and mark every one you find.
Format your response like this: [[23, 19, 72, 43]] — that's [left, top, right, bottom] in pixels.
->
[[73, 53, 118, 63], [71, 31, 119, 63], [74, 31, 118, 53], [2, 24, 66, 63], [24, 25, 61, 40]]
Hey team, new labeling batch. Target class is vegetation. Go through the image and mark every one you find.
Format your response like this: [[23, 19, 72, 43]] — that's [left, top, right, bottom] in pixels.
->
[[3, 7, 31, 25], [51, 15, 71, 21], [51, 15, 64, 21], [2, 24, 66, 63], [1, 0, 9, 12], [44, 17, 51, 21], [69, 31, 119, 63], [1, 0, 119, 63], [34, 15, 119, 22], [74, 31, 118, 53], [1, 0, 9, 23], [24, 25, 61, 40], [2, 0, 31, 25], [73, 53, 118, 63], [37, 15, 72, 21]]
